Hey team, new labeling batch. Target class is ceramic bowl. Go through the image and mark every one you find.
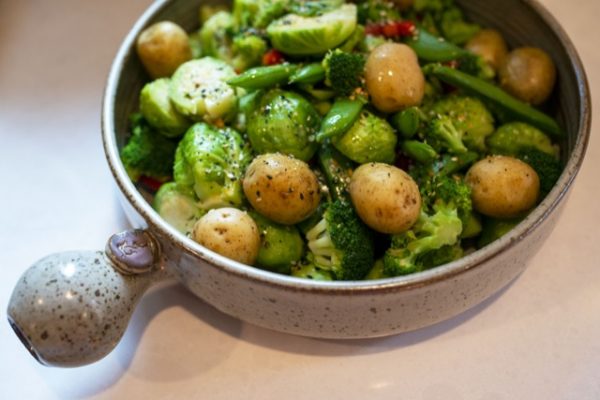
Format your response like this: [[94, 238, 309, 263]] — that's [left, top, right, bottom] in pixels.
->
[[7, 0, 590, 367]]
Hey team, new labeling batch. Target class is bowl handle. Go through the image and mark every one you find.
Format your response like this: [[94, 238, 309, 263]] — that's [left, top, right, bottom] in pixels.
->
[[7, 229, 167, 367]]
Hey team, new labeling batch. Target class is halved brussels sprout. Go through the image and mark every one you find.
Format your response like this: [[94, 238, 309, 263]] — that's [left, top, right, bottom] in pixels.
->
[[247, 89, 320, 161], [266, 4, 357, 56], [169, 58, 238, 122]]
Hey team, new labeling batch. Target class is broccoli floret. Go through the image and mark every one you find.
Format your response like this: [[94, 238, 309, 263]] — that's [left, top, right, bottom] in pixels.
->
[[425, 115, 468, 154], [416, 243, 463, 269], [291, 257, 334, 281], [413, 0, 479, 45], [120, 114, 178, 181], [323, 49, 366, 97], [231, 34, 268, 71], [357, 0, 401, 24], [457, 52, 495, 80], [428, 95, 495, 152], [305, 200, 375, 280], [518, 147, 563, 197], [419, 173, 472, 222], [438, 6, 480, 45], [383, 207, 463, 276]]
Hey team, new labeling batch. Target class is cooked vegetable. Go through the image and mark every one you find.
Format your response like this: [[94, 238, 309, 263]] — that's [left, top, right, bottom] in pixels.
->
[[477, 217, 522, 248], [305, 199, 375, 280], [139, 78, 190, 137], [517, 147, 562, 198], [487, 122, 558, 158], [425, 115, 468, 154], [402, 140, 438, 164], [231, 35, 268, 71], [246, 89, 320, 161], [465, 155, 540, 218], [349, 163, 422, 234], [289, 63, 326, 85], [120, 114, 178, 181], [173, 123, 251, 209], [383, 210, 463, 276], [465, 29, 508, 71], [365, 43, 425, 113], [153, 182, 203, 235], [169, 58, 238, 122], [228, 64, 299, 90], [333, 110, 397, 164], [251, 212, 305, 274], [316, 98, 364, 142], [391, 107, 425, 139], [291, 259, 334, 281], [136, 21, 192, 79], [243, 153, 321, 225], [382, 171, 471, 276], [423, 64, 562, 137], [199, 11, 235, 62], [499, 47, 557, 105], [192, 208, 261, 265], [267, 4, 357, 56], [323, 49, 366, 97], [125, 0, 565, 280], [358, 0, 401, 24], [428, 96, 494, 152]]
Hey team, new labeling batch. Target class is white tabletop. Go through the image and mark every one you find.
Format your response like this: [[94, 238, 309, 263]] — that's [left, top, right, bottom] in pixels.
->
[[1, 0, 599, 398]]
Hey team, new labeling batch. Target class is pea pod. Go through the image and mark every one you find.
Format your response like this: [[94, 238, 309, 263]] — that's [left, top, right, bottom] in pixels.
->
[[227, 64, 299, 90], [423, 64, 563, 137], [316, 98, 364, 142], [434, 151, 479, 176], [391, 107, 425, 139], [402, 140, 438, 164], [406, 29, 468, 62], [318, 144, 355, 201], [289, 63, 326, 84]]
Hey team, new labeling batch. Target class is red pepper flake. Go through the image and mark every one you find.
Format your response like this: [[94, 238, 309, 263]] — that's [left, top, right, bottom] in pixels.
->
[[138, 175, 168, 192], [366, 21, 416, 39], [262, 49, 285, 66]]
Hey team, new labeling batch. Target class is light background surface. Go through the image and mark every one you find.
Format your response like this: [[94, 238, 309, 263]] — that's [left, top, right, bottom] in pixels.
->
[[1, 0, 599, 399]]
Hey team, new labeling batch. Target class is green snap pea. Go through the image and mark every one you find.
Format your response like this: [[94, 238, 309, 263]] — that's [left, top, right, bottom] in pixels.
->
[[434, 151, 479, 176], [289, 63, 326, 84], [423, 64, 563, 137], [318, 144, 355, 201], [316, 98, 364, 142], [227, 64, 299, 90], [391, 107, 425, 139], [402, 140, 438, 164], [406, 29, 468, 62]]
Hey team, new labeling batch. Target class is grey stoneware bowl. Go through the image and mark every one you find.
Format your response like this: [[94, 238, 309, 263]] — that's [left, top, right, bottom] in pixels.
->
[[7, 0, 591, 367]]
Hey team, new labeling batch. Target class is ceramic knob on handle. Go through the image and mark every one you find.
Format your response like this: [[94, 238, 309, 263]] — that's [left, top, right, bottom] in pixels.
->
[[7, 230, 163, 367]]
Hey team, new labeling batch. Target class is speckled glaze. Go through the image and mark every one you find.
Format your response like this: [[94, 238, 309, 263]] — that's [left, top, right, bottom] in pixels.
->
[[8, 0, 591, 367], [7, 231, 165, 367]]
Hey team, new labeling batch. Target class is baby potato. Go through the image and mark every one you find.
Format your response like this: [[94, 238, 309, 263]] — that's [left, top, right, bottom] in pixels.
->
[[243, 153, 321, 225], [365, 43, 425, 113], [349, 163, 421, 234], [136, 21, 192, 79], [192, 208, 260, 265], [465, 155, 540, 218], [499, 47, 557, 105], [465, 29, 508, 71]]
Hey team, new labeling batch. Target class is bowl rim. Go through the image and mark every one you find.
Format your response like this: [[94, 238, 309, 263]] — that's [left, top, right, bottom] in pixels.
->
[[102, 0, 591, 294]]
